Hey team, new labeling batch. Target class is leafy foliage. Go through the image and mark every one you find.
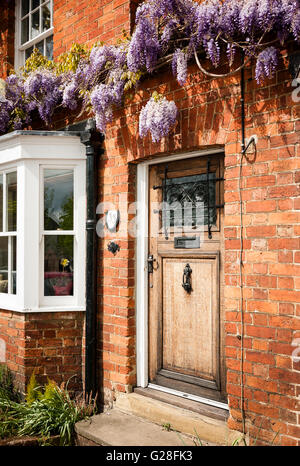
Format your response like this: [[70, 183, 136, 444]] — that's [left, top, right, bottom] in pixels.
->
[[0, 365, 21, 403], [25, 371, 43, 405], [0, 372, 97, 445]]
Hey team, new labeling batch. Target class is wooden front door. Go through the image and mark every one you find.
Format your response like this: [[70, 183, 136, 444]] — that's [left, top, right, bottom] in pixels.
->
[[148, 154, 226, 403]]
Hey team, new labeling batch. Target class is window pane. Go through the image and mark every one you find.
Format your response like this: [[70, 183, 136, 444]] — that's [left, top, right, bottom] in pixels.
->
[[25, 46, 34, 61], [46, 35, 53, 60], [42, 2, 51, 31], [0, 175, 3, 232], [35, 40, 44, 55], [32, 0, 40, 10], [31, 10, 40, 39], [11, 237, 17, 295], [44, 235, 73, 296], [21, 17, 29, 44], [44, 169, 74, 230], [0, 237, 8, 294], [21, 0, 29, 16], [7, 172, 17, 232]]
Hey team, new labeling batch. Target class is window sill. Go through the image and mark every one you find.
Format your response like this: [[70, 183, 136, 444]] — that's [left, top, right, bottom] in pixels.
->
[[0, 303, 86, 313]]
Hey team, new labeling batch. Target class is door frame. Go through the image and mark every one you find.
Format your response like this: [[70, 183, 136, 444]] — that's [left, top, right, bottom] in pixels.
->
[[135, 148, 227, 409]]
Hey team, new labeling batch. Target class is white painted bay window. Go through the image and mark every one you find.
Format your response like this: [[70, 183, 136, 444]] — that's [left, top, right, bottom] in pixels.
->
[[0, 131, 86, 312]]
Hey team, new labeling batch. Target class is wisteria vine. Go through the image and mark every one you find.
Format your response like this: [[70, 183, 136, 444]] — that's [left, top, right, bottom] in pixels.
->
[[0, 0, 299, 141]]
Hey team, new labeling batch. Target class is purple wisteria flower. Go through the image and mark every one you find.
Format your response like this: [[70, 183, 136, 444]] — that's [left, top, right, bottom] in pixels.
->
[[90, 74, 125, 132], [139, 95, 178, 142], [255, 46, 279, 83], [127, 16, 160, 73], [87, 45, 127, 85], [226, 43, 236, 66], [292, 8, 300, 40], [0, 97, 13, 133], [172, 49, 188, 85], [219, 0, 241, 37], [1, 74, 33, 132], [206, 39, 220, 67], [61, 78, 78, 110], [23, 69, 62, 124]]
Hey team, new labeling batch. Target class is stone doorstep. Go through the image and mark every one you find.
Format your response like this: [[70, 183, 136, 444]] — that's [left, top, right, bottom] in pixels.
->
[[75, 392, 239, 446], [114, 393, 238, 446], [75, 409, 212, 446]]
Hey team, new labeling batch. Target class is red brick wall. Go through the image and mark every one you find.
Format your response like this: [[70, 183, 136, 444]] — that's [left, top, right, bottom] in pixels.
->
[[0, 309, 85, 394], [97, 49, 300, 444], [0, 0, 15, 79], [53, 0, 132, 57], [0, 310, 26, 389]]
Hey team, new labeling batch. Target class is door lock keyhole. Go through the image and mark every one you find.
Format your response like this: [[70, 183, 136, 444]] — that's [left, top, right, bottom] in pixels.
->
[[148, 255, 158, 273]]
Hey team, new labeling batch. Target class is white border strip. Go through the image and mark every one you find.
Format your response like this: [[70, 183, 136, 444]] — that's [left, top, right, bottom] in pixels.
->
[[136, 163, 149, 387], [148, 383, 229, 411]]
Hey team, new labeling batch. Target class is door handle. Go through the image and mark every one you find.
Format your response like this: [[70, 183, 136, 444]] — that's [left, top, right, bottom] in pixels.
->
[[182, 263, 192, 293]]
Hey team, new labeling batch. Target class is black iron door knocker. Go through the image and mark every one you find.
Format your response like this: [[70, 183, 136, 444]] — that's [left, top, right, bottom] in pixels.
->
[[182, 263, 192, 294]]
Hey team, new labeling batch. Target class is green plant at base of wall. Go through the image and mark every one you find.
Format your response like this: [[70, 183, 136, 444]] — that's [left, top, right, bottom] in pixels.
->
[[0, 370, 97, 445]]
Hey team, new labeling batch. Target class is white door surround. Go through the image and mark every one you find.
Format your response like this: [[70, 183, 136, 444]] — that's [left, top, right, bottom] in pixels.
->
[[135, 148, 228, 410]]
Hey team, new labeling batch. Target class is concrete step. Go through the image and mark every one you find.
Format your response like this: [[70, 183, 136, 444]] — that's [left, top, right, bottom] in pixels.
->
[[75, 408, 212, 446]]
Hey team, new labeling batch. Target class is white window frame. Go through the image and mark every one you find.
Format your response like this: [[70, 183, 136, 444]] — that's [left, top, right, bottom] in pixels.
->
[[39, 162, 85, 308], [0, 132, 86, 313], [0, 166, 18, 307], [15, 0, 54, 70]]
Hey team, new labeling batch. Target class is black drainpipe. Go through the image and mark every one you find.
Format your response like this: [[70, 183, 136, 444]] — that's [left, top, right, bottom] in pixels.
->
[[80, 131, 97, 399], [66, 120, 104, 400]]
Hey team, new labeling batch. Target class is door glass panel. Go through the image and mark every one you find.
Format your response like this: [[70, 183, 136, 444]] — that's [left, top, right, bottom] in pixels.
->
[[44, 169, 74, 230], [21, 17, 29, 44], [44, 235, 73, 296], [31, 10, 40, 39], [0, 237, 8, 294], [163, 173, 216, 229], [7, 172, 17, 232]]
